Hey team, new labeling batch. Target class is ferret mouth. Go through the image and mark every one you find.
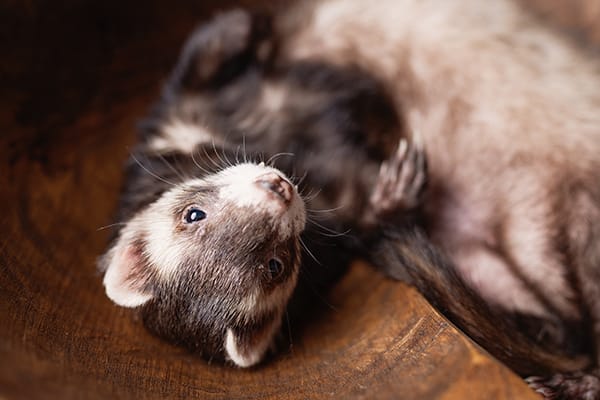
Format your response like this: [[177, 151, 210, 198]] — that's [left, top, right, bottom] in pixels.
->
[[255, 172, 294, 204]]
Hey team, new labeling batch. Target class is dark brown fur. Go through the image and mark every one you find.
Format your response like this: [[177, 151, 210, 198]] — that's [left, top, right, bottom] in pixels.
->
[[102, 5, 600, 397]]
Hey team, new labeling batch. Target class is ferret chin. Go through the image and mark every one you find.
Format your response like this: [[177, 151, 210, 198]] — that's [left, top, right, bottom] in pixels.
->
[[100, 3, 600, 398]]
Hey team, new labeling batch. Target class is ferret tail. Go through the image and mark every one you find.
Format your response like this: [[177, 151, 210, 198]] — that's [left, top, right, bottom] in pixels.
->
[[369, 225, 591, 376]]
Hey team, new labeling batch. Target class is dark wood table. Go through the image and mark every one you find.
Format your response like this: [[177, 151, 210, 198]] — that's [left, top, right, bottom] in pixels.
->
[[1, 1, 598, 398]]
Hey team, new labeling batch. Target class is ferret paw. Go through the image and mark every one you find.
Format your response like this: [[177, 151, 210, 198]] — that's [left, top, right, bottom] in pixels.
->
[[526, 372, 600, 400], [369, 137, 427, 218]]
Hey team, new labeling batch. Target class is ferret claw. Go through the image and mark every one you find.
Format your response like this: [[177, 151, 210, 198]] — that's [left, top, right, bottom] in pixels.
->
[[369, 136, 427, 218], [526, 372, 600, 400]]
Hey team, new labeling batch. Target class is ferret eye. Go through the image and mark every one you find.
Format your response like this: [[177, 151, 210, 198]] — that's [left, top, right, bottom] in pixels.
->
[[267, 258, 283, 278], [184, 208, 206, 223]]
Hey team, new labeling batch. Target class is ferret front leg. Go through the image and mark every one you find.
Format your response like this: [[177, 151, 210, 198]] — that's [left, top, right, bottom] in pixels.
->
[[362, 138, 427, 229]]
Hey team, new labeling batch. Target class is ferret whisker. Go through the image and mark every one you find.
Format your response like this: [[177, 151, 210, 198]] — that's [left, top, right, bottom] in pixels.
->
[[190, 149, 211, 176], [296, 269, 338, 312], [131, 152, 177, 187], [191, 147, 213, 175], [306, 219, 351, 238], [220, 138, 234, 168], [242, 133, 248, 164], [221, 148, 231, 168], [234, 145, 242, 165], [306, 205, 345, 214], [305, 213, 333, 223], [298, 182, 316, 196], [305, 213, 349, 235], [211, 140, 227, 167], [298, 186, 312, 198], [286, 170, 308, 190], [202, 144, 224, 172], [195, 147, 220, 176], [218, 131, 234, 168], [290, 165, 299, 185], [292, 169, 309, 188], [304, 207, 345, 221], [176, 154, 194, 181], [96, 222, 128, 231], [301, 188, 322, 203], [284, 309, 293, 352], [266, 152, 295, 166], [155, 151, 186, 182], [200, 143, 217, 171], [299, 237, 322, 266]]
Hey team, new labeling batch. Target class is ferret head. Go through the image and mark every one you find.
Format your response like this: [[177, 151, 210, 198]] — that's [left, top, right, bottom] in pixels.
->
[[100, 163, 305, 367]]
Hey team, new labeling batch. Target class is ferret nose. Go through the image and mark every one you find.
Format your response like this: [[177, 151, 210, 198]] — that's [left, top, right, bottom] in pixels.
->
[[255, 172, 293, 203]]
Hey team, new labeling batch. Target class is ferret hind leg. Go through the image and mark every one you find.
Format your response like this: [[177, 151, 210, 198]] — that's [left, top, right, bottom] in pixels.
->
[[364, 140, 591, 379], [527, 190, 600, 399]]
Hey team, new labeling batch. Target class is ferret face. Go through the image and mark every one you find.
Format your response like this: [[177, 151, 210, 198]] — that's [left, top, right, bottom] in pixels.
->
[[100, 163, 305, 367]]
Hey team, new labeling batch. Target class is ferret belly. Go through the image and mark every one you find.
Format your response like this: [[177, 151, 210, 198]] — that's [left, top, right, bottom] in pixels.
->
[[283, 0, 600, 319], [409, 108, 581, 319]]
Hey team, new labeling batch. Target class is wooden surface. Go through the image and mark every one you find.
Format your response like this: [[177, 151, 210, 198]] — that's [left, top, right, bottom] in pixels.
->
[[1, 1, 598, 399]]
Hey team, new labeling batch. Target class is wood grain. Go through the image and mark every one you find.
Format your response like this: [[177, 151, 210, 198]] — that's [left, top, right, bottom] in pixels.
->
[[1, 1, 597, 399]]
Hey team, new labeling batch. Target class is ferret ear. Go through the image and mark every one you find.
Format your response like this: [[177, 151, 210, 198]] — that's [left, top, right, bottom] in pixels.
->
[[172, 9, 274, 90], [100, 239, 153, 308], [224, 318, 280, 368]]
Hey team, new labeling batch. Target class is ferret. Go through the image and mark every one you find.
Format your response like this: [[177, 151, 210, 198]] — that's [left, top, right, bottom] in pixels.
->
[[99, 1, 600, 398], [99, 9, 420, 368]]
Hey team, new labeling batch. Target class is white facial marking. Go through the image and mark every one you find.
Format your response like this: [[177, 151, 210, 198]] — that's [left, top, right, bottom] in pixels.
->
[[139, 189, 191, 279], [261, 83, 287, 111], [215, 163, 306, 240], [149, 119, 214, 154]]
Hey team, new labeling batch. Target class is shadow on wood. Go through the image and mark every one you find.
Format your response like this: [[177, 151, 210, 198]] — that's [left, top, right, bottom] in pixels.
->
[[1, 1, 598, 399]]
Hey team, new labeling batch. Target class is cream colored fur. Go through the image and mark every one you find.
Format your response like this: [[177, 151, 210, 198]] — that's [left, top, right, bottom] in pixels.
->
[[281, 0, 600, 318]]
